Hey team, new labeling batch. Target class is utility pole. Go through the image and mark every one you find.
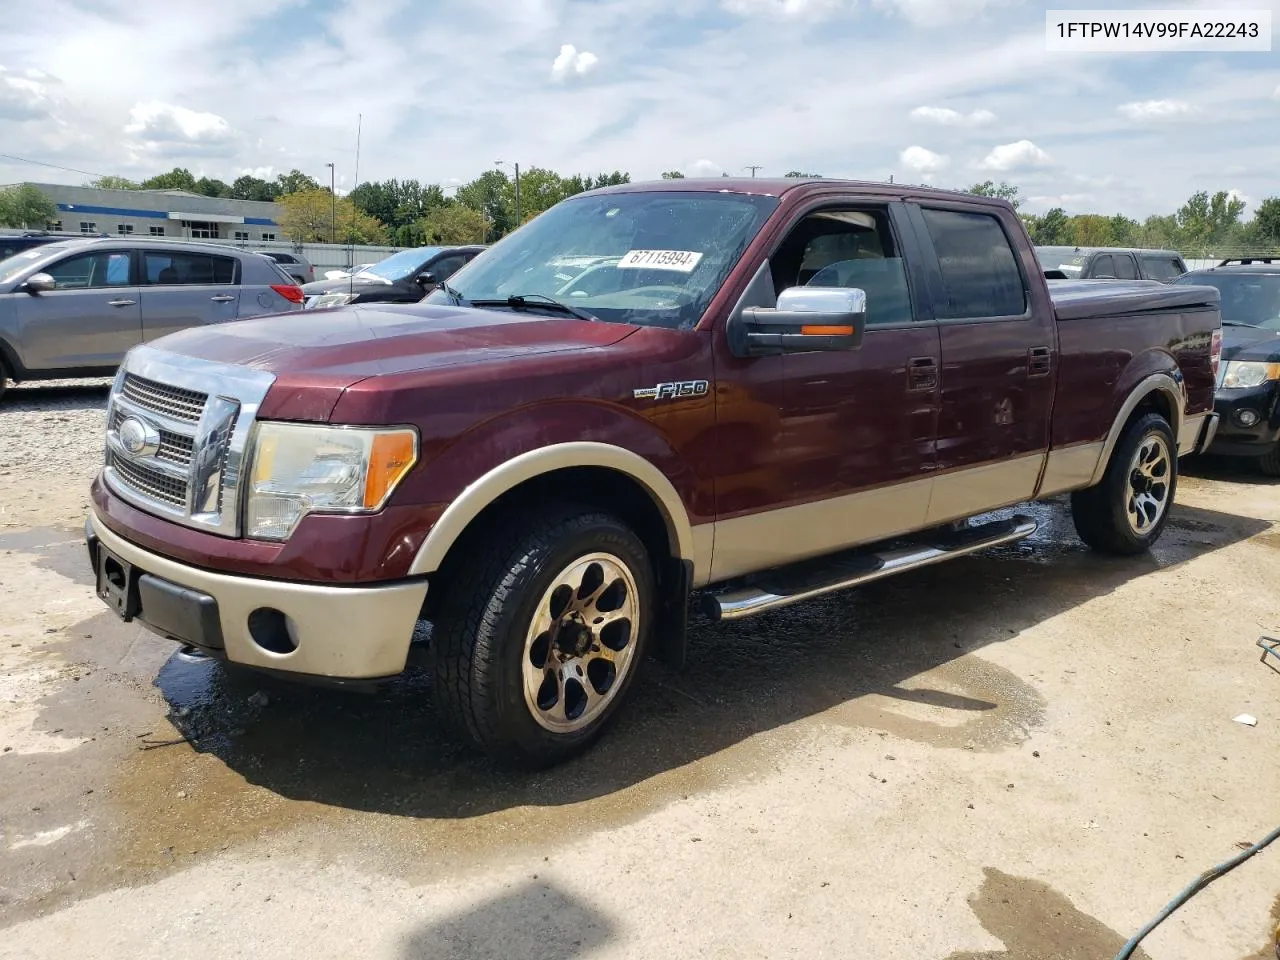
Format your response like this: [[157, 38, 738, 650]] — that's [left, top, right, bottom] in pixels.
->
[[744, 165, 763, 178], [325, 162, 336, 245], [495, 160, 521, 227]]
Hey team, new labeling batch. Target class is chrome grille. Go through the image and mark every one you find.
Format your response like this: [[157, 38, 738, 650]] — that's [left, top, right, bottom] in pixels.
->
[[109, 452, 187, 508], [102, 345, 276, 537], [121, 373, 208, 423]]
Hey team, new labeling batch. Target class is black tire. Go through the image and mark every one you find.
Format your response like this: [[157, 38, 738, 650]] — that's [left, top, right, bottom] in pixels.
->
[[1071, 412, 1177, 555], [1259, 443, 1280, 478], [0, 356, 10, 402], [431, 505, 655, 767]]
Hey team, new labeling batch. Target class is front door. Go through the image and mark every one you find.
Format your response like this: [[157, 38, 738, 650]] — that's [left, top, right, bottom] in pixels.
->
[[709, 200, 941, 582], [139, 249, 240, 341], [13, 249, 141, 371], [905, 203, 1056, 525]]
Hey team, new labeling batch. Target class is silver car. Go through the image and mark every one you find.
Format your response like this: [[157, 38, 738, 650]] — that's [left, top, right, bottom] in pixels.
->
[[0, 237, 304, 399], [255, 250, 315, 284]]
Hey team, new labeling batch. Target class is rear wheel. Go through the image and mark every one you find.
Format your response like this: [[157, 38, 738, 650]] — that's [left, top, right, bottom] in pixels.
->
[[1071, 412, 1177, 555], [431, 506, 654, 767], [1259, 443, 1280, 478], [0, 357, 10, 402]]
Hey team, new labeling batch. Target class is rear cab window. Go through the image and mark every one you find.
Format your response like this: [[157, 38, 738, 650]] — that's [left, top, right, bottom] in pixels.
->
[[1141, 256, 1185, 282], [918, 208, 1027, 318]]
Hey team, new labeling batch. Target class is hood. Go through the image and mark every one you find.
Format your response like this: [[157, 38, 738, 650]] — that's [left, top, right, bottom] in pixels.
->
[[1221, 324, 1280, 362], [148, 301, 638, 387], [300, 277, 394, 295]]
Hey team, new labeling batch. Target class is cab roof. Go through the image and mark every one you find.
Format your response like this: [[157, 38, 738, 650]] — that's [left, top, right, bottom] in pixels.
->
[[581, 177, 1019, 208]]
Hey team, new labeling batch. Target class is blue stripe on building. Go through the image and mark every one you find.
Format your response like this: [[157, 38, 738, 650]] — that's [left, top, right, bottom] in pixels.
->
[[55, 203, 277, 227], [244, 217, 276, 226]]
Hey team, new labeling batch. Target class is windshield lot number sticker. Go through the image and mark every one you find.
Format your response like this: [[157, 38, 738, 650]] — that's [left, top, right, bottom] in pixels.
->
[[617, 249, 704, 272], [634, 380, 710, 401]]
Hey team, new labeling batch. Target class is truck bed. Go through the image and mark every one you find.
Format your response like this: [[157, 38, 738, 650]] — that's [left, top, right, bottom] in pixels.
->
[[1047, 278, 1219, 321]]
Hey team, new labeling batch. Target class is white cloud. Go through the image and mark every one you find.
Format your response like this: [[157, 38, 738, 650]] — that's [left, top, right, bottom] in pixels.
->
[[238, 165, 276, 180], [685, 158, 724, 177], [977, 139, 1052, 171], [1227, 188, 1251, 209], [125, 100, 232, 143], [910, 105, 996, 126], [1117, 99, 1195, 120], [550, 44, 599, 80], [721, 0, 850, 17], [899, 145, 950, 175], [0, 65, 55, 120], [873, 0, 1012, 25], [1026, 193, 1094, 211]]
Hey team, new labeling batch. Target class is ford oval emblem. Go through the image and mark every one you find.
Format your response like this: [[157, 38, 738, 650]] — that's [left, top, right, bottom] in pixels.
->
[[117, 416, 159, 458]]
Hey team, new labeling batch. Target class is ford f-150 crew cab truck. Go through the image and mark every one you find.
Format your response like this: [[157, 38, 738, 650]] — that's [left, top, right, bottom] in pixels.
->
[[85, 179, 1223, 766]]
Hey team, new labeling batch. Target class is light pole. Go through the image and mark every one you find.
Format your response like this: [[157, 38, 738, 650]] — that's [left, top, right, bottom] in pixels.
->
[[495, 159, 521, 227], [744, 165, 763, 178], [325, 162, 336, 245]]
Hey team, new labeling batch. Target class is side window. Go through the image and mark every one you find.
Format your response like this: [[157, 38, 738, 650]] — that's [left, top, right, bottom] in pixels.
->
[[1114, 255, 1137, 280], [1091, 255, 1115, 278], [44, 252, 132, 289], [427, 255, 466, 281], [1142, 256, 1183, 281], [770, 207, 914, 327], [919, 208, 1027, 319], [144, 252, 237, 285]]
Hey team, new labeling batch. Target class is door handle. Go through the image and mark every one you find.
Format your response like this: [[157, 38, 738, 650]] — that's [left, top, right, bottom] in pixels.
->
[[107, 299, 137, 307], [209, 295, 237, 303], [907, 356, 938, 392], [1028, 346, 1052, 377]]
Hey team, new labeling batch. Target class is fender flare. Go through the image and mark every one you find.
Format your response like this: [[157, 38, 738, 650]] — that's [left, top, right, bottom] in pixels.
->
[[1088, 372, 1185, 486], [408, 441, 697, 576]]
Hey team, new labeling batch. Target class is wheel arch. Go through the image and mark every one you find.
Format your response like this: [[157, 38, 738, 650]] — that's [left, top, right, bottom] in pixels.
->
[[1088, 372, 1184, 486]]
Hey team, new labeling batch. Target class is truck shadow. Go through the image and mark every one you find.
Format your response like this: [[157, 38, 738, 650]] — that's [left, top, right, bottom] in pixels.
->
[[157, 496, 1270, 819]]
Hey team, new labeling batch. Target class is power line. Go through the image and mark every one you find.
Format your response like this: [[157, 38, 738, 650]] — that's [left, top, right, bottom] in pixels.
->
[[0, 152, 118, 181]]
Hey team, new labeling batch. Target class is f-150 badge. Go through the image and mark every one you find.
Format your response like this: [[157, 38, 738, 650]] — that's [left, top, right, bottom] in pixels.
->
[[633, 380, 710, 401]]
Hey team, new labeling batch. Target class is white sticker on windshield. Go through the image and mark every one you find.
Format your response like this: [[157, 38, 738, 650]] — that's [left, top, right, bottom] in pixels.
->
[[616, 249, 704, 272]]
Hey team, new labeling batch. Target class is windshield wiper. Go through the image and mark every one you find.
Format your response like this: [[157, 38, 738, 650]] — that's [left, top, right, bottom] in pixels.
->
[[470, 293, 599, 323]]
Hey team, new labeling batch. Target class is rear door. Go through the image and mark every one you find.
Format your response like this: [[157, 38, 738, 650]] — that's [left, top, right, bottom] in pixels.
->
[[12, 248, 141, 371], [139, 249, 240, 342], [906, 203, 1056, 525]]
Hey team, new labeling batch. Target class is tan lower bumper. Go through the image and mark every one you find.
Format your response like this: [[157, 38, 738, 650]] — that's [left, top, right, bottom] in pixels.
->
[[89, 511, 428, 679]]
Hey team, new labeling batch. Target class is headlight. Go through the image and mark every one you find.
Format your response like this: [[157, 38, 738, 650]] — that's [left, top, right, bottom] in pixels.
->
[[305, 292, 359, 309], [245, 423, 418, 540], [1220, 361, 1280, 389]]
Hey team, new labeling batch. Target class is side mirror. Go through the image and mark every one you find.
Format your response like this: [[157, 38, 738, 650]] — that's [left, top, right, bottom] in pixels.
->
[[737, 287, 866, 356], [22, 273, 55, 294], [416, 272, 436, 286]]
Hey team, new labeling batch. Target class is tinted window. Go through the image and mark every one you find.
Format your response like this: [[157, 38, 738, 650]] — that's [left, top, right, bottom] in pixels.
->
[[1091, 255, 1116, 278], [1114, 255, 1137, 280], [426, 255, 466, 281], [920, 208, 1026, 318], [1142, 256, 1184, 282], [44, 252, 132, 289], [268, 253, 296, 264], [144, 252, 236, 285]]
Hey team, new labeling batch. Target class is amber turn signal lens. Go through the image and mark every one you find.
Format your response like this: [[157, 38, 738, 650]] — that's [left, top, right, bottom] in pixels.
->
[[800, 324, 854, 336], [364, 430, 418, 508]]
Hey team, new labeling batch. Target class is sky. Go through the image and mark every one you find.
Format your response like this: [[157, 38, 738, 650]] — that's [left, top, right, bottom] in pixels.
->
[[0, 0, 1277, 219]]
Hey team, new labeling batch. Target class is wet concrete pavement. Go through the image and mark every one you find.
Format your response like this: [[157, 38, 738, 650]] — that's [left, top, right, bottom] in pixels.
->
[[1, 438, 1279, 958]]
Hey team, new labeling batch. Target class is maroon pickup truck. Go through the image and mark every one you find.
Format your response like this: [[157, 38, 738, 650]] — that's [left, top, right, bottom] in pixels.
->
[[85, 179, 1222, 765]]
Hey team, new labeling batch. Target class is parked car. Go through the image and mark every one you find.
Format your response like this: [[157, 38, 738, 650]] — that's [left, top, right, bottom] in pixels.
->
[[84, 179, 1220, 767], [0, 237, 304, 399], [1174, 258, 1280, 474], [321, 263, 375, 281], [255, 250, 315, 284], [300, 246, 484, 308], [1036, 246, 1187, 282], [0, 231, 81, 261]]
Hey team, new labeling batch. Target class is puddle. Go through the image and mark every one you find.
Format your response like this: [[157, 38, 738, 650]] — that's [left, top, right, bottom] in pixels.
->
[[946, 867, 1148, 960]]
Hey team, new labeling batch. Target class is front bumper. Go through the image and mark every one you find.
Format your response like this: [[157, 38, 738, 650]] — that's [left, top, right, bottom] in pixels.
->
[[85, 510, 428, 680], [1209, 384, 1280, 457]]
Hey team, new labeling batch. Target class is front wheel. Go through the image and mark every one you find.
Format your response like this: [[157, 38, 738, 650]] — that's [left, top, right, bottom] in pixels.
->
[[1071, 412, 1177, 555], [1259, 443, 1280, 478], [431, 506, 654, 767]]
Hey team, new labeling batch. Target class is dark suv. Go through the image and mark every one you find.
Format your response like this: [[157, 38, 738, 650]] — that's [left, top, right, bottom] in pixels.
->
[[0, 231, 78, 261], [1175, 258, 1280, 474]]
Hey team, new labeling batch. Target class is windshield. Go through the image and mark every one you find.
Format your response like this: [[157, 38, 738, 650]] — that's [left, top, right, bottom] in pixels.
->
[[356, 247, 441, 283], [1174, 272, 1280, 329], [0, 244, 72, 285], [427, 191, 780, 330], [1035, 246, 1087, 276]]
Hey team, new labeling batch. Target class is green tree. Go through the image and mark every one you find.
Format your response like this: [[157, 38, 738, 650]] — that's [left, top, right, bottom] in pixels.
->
[[278, 189, 387, 244], [230, 175, 280, 202], [1140, 214, 1180, 249], [89, 175, 139, 190], [455, 169, 513, 240], [660, 170, 686, 179], [139, 167, 197, 191], [0, 184, 58, 229], [349, 179, 445, 231], [784, 171, 822, 178], [275, 169, 321, 196], [1248, 197, 1280, 246], [966, 180, 1022, 210], [193, 176, 231, 198], [1072, 214, 1115, 247], [1107, 214, 1141, 247], [1030, 207, 1072, 245], [416, 204, 488, 245]]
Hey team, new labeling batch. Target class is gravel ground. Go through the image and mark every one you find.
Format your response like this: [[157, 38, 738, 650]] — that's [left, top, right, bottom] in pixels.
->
[[1, 384, 1278, 959]]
